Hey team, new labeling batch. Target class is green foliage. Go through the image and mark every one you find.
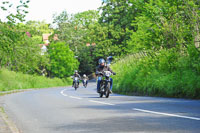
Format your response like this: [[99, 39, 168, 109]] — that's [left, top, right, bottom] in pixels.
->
[[0, 22, 49, 74], [2, 0, 199, 95], [52, 10, 99, 51], [0, 0, 74, 91], [0, 68, 71, 91], [77, 46, 96, 74], [24, 21, 53, 36], [128, 0, 200, 51], [112, 49, 200, 99], [106, 0, 200, 99], [52, 10, 101, 74], [48, 42, 79, 78], [99, 0, 138, 56], [0, 1, 50, 76], [0, 0, 30, 23]]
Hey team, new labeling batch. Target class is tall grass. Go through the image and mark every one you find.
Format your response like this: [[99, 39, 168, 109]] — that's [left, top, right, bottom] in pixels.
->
[[0, 68, 72, 91], [111, 49, 200, 99]]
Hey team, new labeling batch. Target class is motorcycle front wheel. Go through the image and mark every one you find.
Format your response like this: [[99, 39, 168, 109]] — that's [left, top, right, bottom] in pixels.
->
[[74, 83, 78, 90], [99, 92, 103, 97], [105, 83, 110, 98]]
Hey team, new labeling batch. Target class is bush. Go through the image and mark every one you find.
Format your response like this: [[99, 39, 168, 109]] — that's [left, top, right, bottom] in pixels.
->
[[111, 49, 200, 99], [48, 42, 79, 78]]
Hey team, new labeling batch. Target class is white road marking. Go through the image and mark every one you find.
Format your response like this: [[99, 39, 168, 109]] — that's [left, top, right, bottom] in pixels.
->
[[61, 89, 114, 105], [133, 108, 200, 121], [60, 89, 82, 99], [60, 89, 68, 96], [89, 100, 115, 106], [70, 96, 82, 100]]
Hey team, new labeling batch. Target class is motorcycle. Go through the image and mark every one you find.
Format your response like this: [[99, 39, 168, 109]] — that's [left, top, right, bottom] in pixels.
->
[[83, 79, 87, 88], [98, 71, 113, 98], [73, 77, 79, 90]]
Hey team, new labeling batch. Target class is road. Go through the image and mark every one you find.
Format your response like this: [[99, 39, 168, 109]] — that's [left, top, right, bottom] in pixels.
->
[[1, 81, 200, 133]]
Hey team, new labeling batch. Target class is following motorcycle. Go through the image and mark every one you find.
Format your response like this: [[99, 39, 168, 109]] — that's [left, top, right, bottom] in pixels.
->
[[83, 79, 87, 88], [73, 77, 79, 90]]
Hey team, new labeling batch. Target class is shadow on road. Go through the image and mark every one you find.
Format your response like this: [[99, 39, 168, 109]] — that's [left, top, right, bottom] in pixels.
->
[[50, 114, 199, 133]]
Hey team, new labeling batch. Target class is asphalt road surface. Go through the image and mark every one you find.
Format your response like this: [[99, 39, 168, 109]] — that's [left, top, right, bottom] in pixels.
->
[[1, 81, 200, 133]]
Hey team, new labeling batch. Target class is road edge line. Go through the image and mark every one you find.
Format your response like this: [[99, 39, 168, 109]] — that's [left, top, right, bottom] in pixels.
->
[[0, 107, 21, 133]]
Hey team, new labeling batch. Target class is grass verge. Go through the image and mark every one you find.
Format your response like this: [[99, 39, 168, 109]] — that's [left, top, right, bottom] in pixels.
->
[[0, 68, 72, 92], [111, 49, 200, 99]]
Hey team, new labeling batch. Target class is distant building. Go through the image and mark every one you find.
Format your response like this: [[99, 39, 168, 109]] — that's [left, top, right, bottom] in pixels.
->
[[86, 43, 90, 46], [39, 34, 59, 55], [42, 34, 51, 44], [86, 42, 96, 47], [91, 43, 96, 46], [42, 33, 59, 44], [40, 45, 47, 55], [53, 34, 59, 41]]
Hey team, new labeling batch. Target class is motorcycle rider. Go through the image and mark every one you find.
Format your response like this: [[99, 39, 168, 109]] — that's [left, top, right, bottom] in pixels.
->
[[82, 74, 89, 86], [72, 70, 81, 87], [96, 58, 116, 93]]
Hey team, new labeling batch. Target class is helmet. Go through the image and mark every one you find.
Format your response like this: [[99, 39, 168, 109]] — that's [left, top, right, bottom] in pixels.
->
[[83, 74, 86, 77], [107, 56, 113, 61], [98, 58, 105, 65], [75, 70, 78, 73]]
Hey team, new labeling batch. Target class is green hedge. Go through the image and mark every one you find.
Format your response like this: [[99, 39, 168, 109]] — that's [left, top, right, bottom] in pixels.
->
[[111, 49, 200, 99]]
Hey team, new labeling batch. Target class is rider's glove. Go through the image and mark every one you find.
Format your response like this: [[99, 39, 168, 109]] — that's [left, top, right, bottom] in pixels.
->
[[113, 72, 116, 75]]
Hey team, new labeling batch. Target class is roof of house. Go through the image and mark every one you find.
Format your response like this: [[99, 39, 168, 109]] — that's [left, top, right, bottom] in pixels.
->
[[42, 34, 51, 41]]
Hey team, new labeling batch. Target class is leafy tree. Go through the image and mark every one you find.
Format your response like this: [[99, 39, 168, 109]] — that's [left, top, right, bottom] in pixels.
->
[[25, 20, 53, 36], [98, 0, 141, 55], [0, 0, 30, 24], [48, 42, 79, 78], [128, 0, 200, 52], [0, 1, 50, 75], [52, 10, 99, 51], [77, 46, 96, 74], [52, 10, 100, 74], [0, 23, 48, 74]]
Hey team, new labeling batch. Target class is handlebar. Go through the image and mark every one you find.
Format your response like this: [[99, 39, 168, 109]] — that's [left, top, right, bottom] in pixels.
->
[[96, 71, 116, 76]]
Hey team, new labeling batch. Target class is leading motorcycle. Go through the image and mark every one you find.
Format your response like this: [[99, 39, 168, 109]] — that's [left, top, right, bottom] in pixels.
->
[[98, 71, 113, 98]]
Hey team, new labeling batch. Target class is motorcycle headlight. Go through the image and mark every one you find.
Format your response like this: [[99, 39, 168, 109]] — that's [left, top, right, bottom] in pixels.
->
[[104, 71, 111, 77]]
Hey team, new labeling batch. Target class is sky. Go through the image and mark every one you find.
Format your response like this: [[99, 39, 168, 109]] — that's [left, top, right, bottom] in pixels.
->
[[0, 0, 102, 24]]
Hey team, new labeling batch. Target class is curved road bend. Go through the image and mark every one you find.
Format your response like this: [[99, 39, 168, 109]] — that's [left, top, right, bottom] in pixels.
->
[[1, 82, 200, 133]]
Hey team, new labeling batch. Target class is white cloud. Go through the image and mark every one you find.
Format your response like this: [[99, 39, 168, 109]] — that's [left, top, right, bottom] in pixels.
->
[[25, 0, 102, 23]]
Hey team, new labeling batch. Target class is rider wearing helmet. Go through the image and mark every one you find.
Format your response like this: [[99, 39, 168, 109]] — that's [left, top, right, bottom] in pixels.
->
[[96, 58, 116, 93], [82, 74, 89, 86], [72, 70, 81, 87]]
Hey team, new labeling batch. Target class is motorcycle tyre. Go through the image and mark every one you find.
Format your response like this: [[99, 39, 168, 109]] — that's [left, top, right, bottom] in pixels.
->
[[105, 83, 110, 98]]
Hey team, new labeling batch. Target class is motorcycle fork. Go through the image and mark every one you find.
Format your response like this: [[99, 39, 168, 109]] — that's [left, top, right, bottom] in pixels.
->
[[100, 81, 106, 92], [104, 78, 110, 90]]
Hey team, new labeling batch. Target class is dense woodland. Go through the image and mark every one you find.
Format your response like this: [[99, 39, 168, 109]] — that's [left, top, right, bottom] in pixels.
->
[[0, 0, 200, 98]]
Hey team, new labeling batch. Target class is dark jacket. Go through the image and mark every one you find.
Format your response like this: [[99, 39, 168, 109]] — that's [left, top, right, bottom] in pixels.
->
[[96, 65, 114, 75], [73, 73, 81, 78]]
